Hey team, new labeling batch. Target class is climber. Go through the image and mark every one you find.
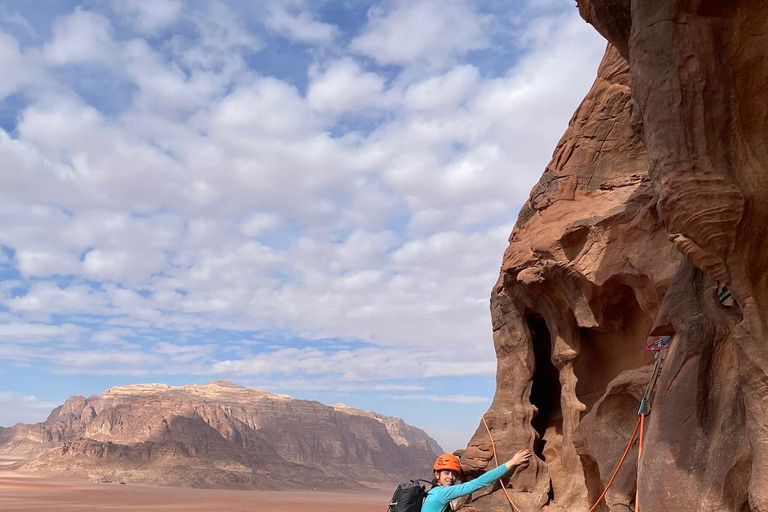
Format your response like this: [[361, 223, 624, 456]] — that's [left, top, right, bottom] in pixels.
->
[[422, 450, 532, 512]]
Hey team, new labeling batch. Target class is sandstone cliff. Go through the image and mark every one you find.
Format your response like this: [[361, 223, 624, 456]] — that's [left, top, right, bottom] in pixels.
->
[[460, 3, 766, 511], [0, 381, 441, 490]]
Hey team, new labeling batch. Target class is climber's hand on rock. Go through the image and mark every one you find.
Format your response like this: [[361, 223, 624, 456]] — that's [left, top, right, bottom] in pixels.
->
[[506, 449, 532, 470]]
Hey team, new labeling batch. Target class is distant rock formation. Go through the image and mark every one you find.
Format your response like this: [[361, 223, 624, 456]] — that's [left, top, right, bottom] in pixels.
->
[[0, 381, 441, 490], [460, 2, 768, 511]]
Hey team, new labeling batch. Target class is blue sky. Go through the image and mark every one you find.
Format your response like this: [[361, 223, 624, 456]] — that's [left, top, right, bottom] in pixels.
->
[[0, 0, 605, 450]]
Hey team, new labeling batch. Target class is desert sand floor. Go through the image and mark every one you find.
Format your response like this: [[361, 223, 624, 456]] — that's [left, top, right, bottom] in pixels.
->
[[0, 469, 394, 511]]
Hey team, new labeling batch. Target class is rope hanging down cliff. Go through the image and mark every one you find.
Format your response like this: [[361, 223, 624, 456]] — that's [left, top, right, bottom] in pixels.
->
[[481, 415, 524, 512]]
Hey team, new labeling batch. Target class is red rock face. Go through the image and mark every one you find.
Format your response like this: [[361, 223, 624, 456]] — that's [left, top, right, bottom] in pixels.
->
[[579, 2, 768, 511], [1, 381, 441, 490], [463, 2, 768, 511]]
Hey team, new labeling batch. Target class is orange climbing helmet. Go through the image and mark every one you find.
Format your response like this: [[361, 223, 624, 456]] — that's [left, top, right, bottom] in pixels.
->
[[433, 453, 462, 473]]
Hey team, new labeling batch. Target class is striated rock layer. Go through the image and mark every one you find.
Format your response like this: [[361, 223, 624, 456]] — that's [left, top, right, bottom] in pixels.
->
[[0, 381, 441, 490], [463, 2, 768, 511]]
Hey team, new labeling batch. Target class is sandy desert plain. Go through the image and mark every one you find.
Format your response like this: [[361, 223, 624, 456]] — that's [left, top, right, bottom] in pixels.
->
[[0, 457, 394, 512]]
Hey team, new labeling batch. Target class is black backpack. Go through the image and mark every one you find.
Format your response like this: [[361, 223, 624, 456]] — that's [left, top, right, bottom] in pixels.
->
[[388, 479, 433, 512]]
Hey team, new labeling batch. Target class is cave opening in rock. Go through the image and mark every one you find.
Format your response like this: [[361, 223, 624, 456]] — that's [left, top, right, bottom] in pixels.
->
[[574, 285, 653, 413], [528, 313, 562, 502]]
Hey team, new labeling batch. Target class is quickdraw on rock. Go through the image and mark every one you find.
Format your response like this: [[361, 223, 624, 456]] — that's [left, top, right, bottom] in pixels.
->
[[638, 335, 669, 416], [644, 335, 670, 352]]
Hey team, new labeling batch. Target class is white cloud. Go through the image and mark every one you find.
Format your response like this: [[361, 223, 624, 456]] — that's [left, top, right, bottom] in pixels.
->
[[54, 349, 162, 374], [266, 3, 338, 43], [307, 57, 387, 114], [187, 241, 283, 283], [89, 328, 136, 346], [331, 230, 399, 268], [404, 65, 480, 112], [43, 10, 116, 66], [0, 392, 58, 427], [17, 93, 105, 155], [122, 38, 238, 114], [350, 0, 491, 67], [83, 248, 165, 282], [63, 211, 183, 253], [180, 3, 261, 70], [110, 0, 183, 33], [393, 394, 490, 404], [211, 346, 495, 382], [153, 342, 215, 364], [0, 31, 42, 99], [246, 377, 425, 393], [210, 76, 317, 139], [8, 282, 100, 313], [41, 3, 257, 117], [240, 213, 281, 237], [14, 249, 80, 277], [0, 321, 82, 343]]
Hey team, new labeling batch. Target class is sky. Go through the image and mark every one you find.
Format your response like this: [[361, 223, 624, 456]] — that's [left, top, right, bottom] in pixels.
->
[[0, 0, 606, 451]]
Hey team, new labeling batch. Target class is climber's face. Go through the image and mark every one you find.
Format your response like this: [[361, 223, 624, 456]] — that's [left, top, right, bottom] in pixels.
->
[[434, 469, 459, 486]]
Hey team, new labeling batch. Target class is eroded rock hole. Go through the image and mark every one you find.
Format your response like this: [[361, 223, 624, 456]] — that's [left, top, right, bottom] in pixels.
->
[[528, 313, 562, 502], [574, 286, 653, 412]]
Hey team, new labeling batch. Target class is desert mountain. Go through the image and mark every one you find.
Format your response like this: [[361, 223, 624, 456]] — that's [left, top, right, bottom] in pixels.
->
[[0, 380, 441, 490]]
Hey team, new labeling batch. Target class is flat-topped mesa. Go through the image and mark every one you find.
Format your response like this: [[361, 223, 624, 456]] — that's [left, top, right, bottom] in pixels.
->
[[102, 381, 292, 402], [1, 381, 442, 491]]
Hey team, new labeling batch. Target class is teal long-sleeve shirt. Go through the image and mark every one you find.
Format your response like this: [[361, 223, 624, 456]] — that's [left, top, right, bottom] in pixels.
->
[[421, 464, 509, 512]]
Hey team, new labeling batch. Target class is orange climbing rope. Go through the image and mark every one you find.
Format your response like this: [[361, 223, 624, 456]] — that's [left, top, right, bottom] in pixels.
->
[[481, 415, 524, 512], [635, 412, 646, 511], [586, 414, 642, 512], [587, 341, 663, 512]]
